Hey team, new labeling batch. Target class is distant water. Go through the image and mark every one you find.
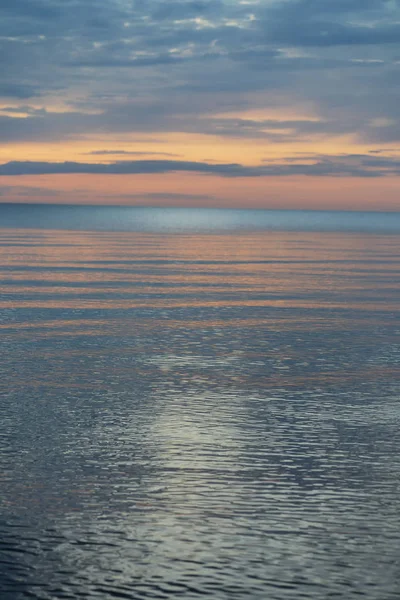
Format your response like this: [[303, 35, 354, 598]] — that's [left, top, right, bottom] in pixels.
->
[[1, 205, 400, 599], [1, 202, 400, 233]]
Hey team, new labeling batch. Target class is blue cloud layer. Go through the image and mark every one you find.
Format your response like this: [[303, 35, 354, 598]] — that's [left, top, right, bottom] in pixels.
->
[[2, 154, 400, 177], [0, 0, 400, 149]]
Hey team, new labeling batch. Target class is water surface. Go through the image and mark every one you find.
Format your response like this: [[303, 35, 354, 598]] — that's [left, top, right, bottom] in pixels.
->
[[1, 207, 400, 599]]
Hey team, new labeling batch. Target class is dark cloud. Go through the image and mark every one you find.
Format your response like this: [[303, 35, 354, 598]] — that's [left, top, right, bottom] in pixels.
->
[[150, 1, 222, 21], [1, 154, 400, 178], [1, 0, 400, 148], [265, 22, 400, 48], [0, 83, 42, 99], [1, 97, 396, 145], [0, 159, 253, 176], [65, 53, 189, 68], [0, 105, 330, 142], [261, 0, 400, 47]]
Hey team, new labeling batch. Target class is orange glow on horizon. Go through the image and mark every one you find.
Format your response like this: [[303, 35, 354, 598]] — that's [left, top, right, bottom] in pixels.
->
[[0, 101, 399, 212], [0, 172, 399, 211]]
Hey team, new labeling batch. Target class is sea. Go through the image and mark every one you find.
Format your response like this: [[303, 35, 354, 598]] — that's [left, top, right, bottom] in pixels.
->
[[1, 204, 400, 600]]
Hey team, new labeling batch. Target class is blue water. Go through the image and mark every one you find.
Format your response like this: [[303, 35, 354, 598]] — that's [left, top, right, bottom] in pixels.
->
[[1, 205, 400, 599], [1, 203, 400, 233]]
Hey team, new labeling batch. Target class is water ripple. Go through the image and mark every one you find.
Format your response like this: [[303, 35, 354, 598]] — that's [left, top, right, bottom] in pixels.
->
[[0, 227, 399, 599]]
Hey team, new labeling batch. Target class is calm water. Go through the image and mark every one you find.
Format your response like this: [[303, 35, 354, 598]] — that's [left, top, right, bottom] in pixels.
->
[[1, 206, 400, 599]]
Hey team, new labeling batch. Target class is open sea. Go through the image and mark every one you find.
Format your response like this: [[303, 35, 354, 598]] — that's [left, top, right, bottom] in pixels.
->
[[1, 204, 400, 600]]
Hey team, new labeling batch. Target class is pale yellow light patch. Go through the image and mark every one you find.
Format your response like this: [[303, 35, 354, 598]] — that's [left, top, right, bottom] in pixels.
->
[[0, 132, 271, 165], [212, 105, 320, 122]]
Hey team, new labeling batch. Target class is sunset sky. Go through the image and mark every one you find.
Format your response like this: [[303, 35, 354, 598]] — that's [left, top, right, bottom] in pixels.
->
[[1, 0, 400, 210]]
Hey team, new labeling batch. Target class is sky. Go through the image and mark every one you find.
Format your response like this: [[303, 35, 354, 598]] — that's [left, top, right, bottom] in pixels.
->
[[0, 0, 400, 210]]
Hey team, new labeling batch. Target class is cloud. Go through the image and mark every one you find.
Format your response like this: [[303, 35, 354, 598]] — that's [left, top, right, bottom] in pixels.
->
[[267, 22, 400, 48], [368, 148, 400, 154], [0, 185, 214, 203], [4, 94, 397, 145], [0, 83, 42, 99], [2, 154, 400, 178], [0, 184, 62, 197], [260, 0, 400, 47], [0, 106, 330, 142], [0, 159, 254, 177], [1, 0, 400, 151]]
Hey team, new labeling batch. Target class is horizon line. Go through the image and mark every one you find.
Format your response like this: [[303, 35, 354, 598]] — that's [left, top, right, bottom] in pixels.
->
[[0, 201, 400, 215]]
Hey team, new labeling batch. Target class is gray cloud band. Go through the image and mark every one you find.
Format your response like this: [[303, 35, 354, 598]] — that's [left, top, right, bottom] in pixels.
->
[[0, 0, 399, 146], [1, 155, 400, 178]]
